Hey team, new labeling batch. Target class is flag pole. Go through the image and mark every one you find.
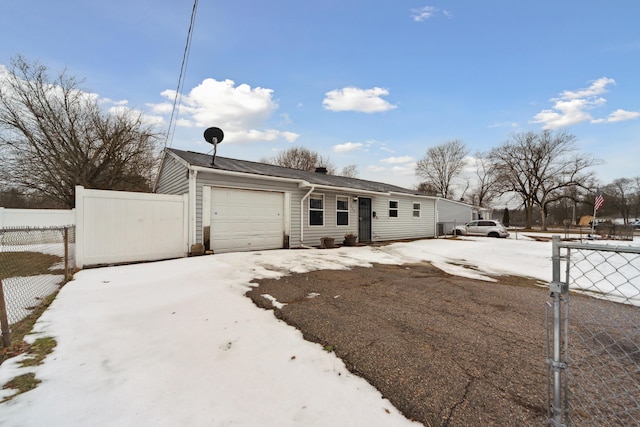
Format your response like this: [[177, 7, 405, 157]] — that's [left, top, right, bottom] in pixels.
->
[[591, 190, 604, 236]]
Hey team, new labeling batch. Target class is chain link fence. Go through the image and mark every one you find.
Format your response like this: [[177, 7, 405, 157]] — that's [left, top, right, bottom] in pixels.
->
[[559, 224, 636, 241], [547, 236, 640, 426], [0, 226, 75, 346], [436, 221, 460, 237]]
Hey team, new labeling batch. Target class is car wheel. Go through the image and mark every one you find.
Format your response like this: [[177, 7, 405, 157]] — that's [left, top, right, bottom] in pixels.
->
[[454, 230, 462, 236], [488, 232, 499, 238]]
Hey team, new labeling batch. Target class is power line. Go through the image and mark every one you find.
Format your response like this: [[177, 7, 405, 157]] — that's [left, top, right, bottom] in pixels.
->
[[165, 0, 199, 149]]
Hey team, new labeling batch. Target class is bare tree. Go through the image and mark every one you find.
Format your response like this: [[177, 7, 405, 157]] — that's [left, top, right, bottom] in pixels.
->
[[602, 178, 636, 223], [489, 130, 598, 230], [469, 153, 499, 207], [261, 147, 335, 173], [415, 140, 468, 199], [0, 56, 161, 208], [415, 181, 439, 196], [339, 164, 359, 178]]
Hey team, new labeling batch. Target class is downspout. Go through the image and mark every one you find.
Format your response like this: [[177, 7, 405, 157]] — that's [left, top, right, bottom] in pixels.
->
[[434, 198, 439, 238], [188, 168, 198, 249], [300, 186, 315, 247]]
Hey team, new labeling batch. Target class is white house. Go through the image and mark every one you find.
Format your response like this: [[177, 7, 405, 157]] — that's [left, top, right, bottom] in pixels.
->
[[434, 198, 492, 235], [155, 148, 439, 254]]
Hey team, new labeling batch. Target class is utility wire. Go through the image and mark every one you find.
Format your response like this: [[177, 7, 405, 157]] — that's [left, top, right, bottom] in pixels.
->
[[165, 0, 199, 149]]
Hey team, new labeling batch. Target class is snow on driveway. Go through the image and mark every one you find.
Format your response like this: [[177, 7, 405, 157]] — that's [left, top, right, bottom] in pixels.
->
[[0, 234, 637, 426]]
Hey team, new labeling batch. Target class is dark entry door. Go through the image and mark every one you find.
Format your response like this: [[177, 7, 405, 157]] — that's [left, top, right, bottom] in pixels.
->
[[358, 197, 372, 242]]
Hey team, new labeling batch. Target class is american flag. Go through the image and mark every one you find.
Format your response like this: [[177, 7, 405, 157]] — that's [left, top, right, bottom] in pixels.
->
[[594, 190, 604, 211]]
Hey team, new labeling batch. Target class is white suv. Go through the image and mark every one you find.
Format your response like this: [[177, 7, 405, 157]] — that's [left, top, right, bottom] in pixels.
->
[[453, 220, 510, 238]]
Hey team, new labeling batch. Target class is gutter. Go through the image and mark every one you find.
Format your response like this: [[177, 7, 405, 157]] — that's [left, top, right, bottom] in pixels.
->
[[189, 164, 307, 185], [390, 191, 437, 200], [302, 183, 390, 197]]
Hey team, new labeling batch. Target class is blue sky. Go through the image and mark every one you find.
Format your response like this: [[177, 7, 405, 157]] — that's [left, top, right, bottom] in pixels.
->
[[2, 0, 639, 190]]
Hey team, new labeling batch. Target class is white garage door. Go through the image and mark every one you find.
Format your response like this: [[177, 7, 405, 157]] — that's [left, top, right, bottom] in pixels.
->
[[210, 187, 285, 253]]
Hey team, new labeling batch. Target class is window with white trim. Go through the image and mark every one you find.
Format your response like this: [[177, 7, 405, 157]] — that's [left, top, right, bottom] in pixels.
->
[[389, 200, 398, 217], [336, 196, 349, 226], [412, 202, 421, 218], [309, 194, 324, 226]]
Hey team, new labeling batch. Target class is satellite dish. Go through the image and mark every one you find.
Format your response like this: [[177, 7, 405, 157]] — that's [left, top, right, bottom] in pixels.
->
[[204, 127, 224, 144], [203, 127, 224, 165]]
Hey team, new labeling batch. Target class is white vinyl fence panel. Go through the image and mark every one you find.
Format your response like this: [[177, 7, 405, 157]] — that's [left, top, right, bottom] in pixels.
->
[[75, 186, 188, 268], [0, 207, 75, 228]]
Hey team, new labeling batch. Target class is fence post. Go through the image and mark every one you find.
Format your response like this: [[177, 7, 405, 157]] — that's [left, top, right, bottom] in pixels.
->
[[0, 277, 10, 348], [548, 235, 568, 426], [64, 227, 69, 280]]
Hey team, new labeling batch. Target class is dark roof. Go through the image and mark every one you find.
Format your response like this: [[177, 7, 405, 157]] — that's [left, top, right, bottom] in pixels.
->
[[167, 148, 424, 196]]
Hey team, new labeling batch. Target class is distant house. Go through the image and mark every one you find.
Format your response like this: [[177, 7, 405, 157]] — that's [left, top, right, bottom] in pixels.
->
[[434, 198, 490, 236], [155, 148, 438, 254]]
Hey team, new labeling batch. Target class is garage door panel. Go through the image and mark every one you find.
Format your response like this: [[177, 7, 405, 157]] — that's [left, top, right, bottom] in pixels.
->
[[210, 188, 284, 253]]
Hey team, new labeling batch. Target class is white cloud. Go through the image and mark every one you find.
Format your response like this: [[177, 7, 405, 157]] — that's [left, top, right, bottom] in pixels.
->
[[323, 87, 397, 113], [531, 77, 639, 129], [148, 78, 299, 144], [381, 156, 414, 164], [100, 98, 129, 107], [367, 163, 416, 176], [367, 165, 387, 173], [411, 6, 437, 22], [531, 97, 601, 129], [279, 113, 292, 125], [368, 156, 417, 176], [391, 164, 417, 175], [591, 109, 640, 123], [488, 121, 519, 129], [333, 142, 364, 153], [243, 129, 299, 143], [96, 98, 164, 127], [411, 6, 451, 22], [560, 77, 614, 100]]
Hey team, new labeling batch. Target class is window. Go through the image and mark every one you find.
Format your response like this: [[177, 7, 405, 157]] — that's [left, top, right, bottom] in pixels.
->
[[412, 202, 421, 218], [336, 196, 349, 226], [309, 194, 324, 226], [389, 200, 398, 217]]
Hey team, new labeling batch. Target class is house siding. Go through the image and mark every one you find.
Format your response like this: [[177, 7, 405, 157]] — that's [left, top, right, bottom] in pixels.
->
[[437, 199, 473, 225], [155, 155, 189, 195], [301, 191, 359, 247], [371, 196, 435, 241]]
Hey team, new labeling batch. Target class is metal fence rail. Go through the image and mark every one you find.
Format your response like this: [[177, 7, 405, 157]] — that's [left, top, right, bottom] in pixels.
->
[[0, 226, 75, 345], [547, 235, 640, 426]]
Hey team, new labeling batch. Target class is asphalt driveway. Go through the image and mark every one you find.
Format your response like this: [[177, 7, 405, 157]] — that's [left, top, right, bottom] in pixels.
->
[[248, 262, 550, 426]]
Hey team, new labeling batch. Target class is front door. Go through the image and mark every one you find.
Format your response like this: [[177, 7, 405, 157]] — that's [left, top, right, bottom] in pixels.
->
[[358, 197, 372, 242]]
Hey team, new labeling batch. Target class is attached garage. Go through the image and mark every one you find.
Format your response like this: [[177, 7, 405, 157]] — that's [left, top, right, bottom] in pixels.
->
[[203, 186, 288, 253], [155, 148, 438, 254]]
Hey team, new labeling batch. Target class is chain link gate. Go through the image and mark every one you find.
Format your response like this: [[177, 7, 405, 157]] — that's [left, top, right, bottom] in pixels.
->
[[547, 235, 640, 426]]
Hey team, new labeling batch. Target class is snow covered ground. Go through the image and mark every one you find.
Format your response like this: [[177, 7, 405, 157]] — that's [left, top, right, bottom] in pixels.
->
[[1, 233, 638, 426]]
